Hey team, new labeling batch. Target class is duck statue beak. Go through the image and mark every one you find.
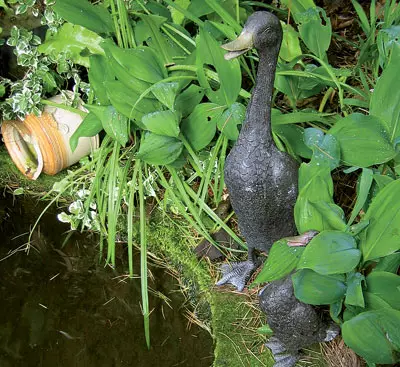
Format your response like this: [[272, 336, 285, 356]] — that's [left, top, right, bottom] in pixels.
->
[[221, 30, 253, 60]]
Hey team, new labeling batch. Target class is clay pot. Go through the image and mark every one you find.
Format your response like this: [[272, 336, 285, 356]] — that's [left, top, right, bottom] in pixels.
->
[[1, 93, 99, 180]]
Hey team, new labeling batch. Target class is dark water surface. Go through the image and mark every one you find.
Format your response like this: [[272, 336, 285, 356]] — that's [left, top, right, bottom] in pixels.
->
[[0, 193, 213, 367]]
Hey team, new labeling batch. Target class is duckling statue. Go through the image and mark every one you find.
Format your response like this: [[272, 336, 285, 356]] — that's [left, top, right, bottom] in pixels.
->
[[259, 276, 340, 367], [216, 12, 299, 291]]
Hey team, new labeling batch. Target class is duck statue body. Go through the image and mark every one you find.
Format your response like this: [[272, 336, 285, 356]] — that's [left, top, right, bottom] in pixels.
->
[[217, 12, 298, 291]]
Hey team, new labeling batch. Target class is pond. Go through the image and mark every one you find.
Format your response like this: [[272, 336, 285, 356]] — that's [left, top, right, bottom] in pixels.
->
[[0, 192, 213, 367]]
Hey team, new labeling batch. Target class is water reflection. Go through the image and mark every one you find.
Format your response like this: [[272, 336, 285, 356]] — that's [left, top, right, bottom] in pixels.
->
[[0, 193, 213, 367]]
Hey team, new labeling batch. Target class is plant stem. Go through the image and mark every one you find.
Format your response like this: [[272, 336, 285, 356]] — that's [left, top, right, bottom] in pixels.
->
[[40, 99, 87, 118]]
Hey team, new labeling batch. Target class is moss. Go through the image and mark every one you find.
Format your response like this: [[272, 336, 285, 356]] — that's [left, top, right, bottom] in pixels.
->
[[211, 291, 275, 367], [0, 146, 67, 194], [146, 215, 212, 294]]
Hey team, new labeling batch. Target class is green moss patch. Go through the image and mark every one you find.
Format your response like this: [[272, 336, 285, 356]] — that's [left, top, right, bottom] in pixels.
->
[[0, 146, 67, 194], [211, 291, 275, 367]]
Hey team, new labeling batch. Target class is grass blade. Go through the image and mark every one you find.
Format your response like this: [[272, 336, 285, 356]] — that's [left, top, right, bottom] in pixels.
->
[[127, 160, 140, 277], [347, 168, 373, 226], [138, 160, 150, 348]]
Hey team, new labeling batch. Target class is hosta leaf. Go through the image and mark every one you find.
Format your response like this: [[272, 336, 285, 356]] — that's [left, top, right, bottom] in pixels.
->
[[197, 26, 241, 106], [141, 110, 180, 138], [360, 179, 400, 262], [374, 252, 400, 273], [297, 231, 360, 275], [363, 292, 392, 311], [181, 103, 223, 151], [370, 44, 400, 142], [330, 299, 343, 324], [53, 0, 114, 34], [217, 102, 246, 140], [253, 240, 304, 284], [69, 112, 102, 152], [104, 80, 161, 124], [175, 85, 205, 117], [308, 201, 346, 231], [88, 55, 113, 105], [292, 269, 346, 305], [345, 272, 365, 308], [342, 309, 400, 364], [102, 48, 153, 95], [85, 105, 128, 146], [297, 7, 331, 60], [38, 23, 104, 67], [101, 41, 167, 83], [329, 113, 396, 167], [366, 271, 400, 310], [138, 14, 175, 64], [280, 22, 302, 62], [136, 133, 183, 165], [295, 161, 334, 233], [273, 122, 312, 159], [151, 82, 180, 110], [304, 128, 340, 170]]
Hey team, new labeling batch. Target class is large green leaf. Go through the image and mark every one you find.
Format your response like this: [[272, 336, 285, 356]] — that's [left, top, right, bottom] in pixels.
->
[[295, 162, 334, 233], [342, 309, 400, 364], [175, 85, 205, 117], [329, 113, 396, 167], [101, 41, 167, 84], [138, 14, 175, 64], [136, 132, 183, 165], [280, 22, 302, 62], [253, 240, 304, 284], [104, 81, 161, 124], [103, 52, 152, 96], [53, 0, 114, 35], [366, 271, 400, 310], [85, 105, 128, 146], [38, 24, 104, 68], [297, 7, 331, 60], [196, 26, 241, 106], [181, 103, 223, 151], [69, 112, 102, 152], [345, 272, 365, 308], [304, 128, 340, 170], [216, 102, 246, 140], [281, 0, 316, 16], [370, 44, 400, 142], [141, 110, 180, 138], [377, 26, 400, 68], [273, 124, 312, 159], [308, 201, 346, 231], [297, 231, 360, 274], [374, 252, 400, 273], [360, 179, 400, 262], [151, 82, 180, 110], [292, 269, 346, 305], [88, 55, 113, 105]]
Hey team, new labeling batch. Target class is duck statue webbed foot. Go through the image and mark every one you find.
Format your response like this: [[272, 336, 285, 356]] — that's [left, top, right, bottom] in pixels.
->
[[216, 231, 317, 291], [265, 337, 298, 367], [215, 249, 260, 291]]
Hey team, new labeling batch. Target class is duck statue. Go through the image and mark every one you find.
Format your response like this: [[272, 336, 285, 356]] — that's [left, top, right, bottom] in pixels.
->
[[217, 12, 299, 291], [217, 12, 339, 367]]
